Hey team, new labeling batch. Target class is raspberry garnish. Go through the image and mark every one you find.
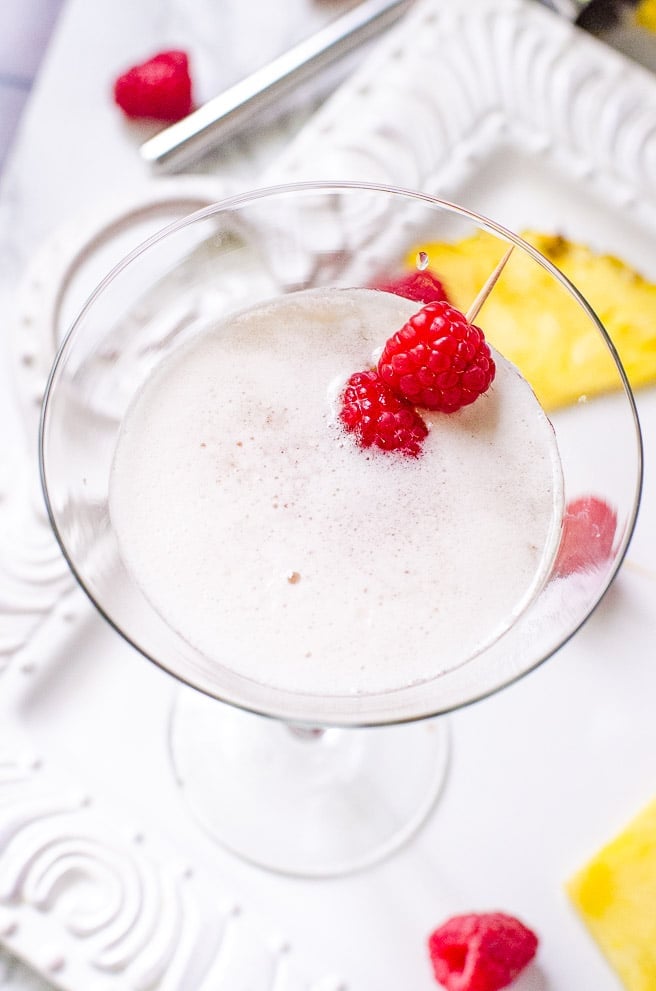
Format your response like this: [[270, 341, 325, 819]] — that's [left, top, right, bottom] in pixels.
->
[[378, 300, 495, 413], [113, 50, 193, 122], [373, 269, 449, 304], [428, 912, 538, 991], [338, 369, 428, 456], [553, 496, 618, 578]]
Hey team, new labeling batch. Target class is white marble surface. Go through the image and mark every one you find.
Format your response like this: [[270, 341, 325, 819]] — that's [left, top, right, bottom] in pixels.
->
[[2, 2, 656, 991], [0, 0, 64, 172]]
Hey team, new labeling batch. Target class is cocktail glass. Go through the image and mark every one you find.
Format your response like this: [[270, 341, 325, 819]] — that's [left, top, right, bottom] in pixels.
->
[[39, 181, 642, 877]]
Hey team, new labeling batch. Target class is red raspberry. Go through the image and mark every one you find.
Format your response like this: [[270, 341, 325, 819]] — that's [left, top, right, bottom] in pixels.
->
[[338, 369, 428, 456], [428, 912, 538, 991], [378, 301, 495, 413], [373, 269, 449, 304], [553, 496, 617, 578], [113, 50, 193, 122]]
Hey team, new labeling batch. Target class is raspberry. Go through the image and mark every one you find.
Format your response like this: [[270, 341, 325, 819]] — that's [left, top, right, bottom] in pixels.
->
[[113, 50, 193, 122], [373, 269, 449, 304], [338, 369, 428, 456], [553, 496, 617, 578], [378, 300, 495, 413], [428, 912, 538, 991]]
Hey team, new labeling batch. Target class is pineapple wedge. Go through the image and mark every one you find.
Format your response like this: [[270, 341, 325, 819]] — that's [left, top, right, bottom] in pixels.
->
[[636, 0, 656, 32], [409, 231, 656, 410], [567, 798, 656, 991]]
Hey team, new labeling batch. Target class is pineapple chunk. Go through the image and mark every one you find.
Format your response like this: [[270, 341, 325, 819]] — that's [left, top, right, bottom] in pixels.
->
[[636, 0, 656, 32], [567, 798, 656, 991], [408, 231, 656, 410]]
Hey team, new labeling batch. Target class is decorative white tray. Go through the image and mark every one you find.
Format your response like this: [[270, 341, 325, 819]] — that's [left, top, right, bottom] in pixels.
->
[[3, 0, 656, 989]]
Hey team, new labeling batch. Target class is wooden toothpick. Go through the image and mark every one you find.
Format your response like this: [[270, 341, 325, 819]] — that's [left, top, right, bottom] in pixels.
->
[[465, 245, 514, 324]]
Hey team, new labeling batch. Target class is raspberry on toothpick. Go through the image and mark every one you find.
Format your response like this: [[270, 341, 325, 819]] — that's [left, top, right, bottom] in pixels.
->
[[338, 245, 514, 455], [377, 247, 513, 414], [338, 369, 428, 456], [377, 300, 496, 413]]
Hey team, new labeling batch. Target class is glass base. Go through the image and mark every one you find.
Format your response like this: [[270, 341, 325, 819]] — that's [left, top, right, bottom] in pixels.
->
[[169, 687, 450, 878]]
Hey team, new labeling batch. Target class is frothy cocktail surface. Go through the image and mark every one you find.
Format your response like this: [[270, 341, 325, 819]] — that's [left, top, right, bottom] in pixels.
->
[[109, 288, 563, 697]]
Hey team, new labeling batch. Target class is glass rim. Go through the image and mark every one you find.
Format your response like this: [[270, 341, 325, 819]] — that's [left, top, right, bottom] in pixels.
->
[[38, 178, 645, 727]]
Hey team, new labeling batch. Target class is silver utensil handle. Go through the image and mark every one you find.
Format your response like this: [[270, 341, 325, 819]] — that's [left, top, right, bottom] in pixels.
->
[[536, 0, 596, 17], [140, 0, 414, 173]]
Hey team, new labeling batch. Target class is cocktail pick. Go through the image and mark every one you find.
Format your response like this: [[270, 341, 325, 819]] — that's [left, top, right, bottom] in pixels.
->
[[466, 245, 514, 323]]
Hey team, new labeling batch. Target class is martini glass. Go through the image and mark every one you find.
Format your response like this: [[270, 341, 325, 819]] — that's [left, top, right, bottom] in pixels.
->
[[39, 181, 642, 877]]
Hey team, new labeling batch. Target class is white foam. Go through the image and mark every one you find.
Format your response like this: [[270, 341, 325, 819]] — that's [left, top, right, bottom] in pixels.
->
[[109, 288, 564, 697]]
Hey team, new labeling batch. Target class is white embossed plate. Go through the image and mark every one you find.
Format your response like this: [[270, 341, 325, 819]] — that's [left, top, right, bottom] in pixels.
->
[[3, 0, 656, 989]]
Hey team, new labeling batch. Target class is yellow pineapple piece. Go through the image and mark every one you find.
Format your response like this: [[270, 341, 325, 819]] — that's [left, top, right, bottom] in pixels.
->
[[567, 798, 656, 991], [407, 231, 656, 410], [636, 0, 656, 32]]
